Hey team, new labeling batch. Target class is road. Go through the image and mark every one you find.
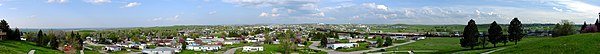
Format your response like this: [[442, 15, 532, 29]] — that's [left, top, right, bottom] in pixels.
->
[[480, 48, 506, 54], [28, 50, 35, 54], [308, 40, 416, 54], [224, 47, 241, 54]]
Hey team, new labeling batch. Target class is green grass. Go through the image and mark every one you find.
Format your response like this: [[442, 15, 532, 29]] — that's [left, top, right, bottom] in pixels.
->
[[394, 40, 408, 43], [234, 44, 327, 54], [83, 49, 101, 54], [336, 42, 370, 52], [0, 40, 63, 54], [180, 50, 219, 54], [493, 33, 600, 54], [375, 37, 551, 54]]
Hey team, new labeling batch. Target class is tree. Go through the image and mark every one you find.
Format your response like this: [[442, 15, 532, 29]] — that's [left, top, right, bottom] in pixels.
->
[[509, 18, 525, 44], [552, 20, 575, 37], [319, 32, 328, 47], [383, 36, 393, 46], [460, 19, 479, 49], [280, 32, 296, 54], [36, 30, 45, 46], [376, 36, 384, 47], [14, 28, 21, 40], [596, 19, 600, 32], [581, 22, 588, 32], [0, 20, 15, 40], [487, 21, 502, 47], [264, 34, 272, 44]]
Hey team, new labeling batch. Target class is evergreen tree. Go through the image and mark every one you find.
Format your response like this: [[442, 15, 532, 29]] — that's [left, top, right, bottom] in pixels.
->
[[596, 19, 600, 32], [581, 22, 588, 33], [488, 21, 502, 47], [36, 30, 45, 46], [0, 20, 14, 40], [319, 32, 328, 47], [14, 28, 21, 40], [509, 18, 524, 44], [460, 19, 479, 49]]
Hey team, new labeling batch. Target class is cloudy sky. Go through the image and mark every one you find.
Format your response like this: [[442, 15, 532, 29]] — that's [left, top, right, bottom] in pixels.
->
[[0, 0, 599, 28]]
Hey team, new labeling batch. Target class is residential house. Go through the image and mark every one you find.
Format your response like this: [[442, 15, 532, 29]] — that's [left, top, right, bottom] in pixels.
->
[[242, 46, 264, 52], [102, 46, 122, 52], [142, 47, 179, 54], [327, 43, 359, 49]]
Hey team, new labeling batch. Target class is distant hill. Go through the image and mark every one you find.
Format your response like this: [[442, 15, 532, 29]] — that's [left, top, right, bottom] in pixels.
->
[[494, 33, 600, 54]]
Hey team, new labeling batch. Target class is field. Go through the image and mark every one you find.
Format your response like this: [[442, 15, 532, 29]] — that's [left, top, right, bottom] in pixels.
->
[[374, 37, 551, 54], [235, 44, 327, 54], [493, 33, 600, 54], [0, 40, 63, 54]]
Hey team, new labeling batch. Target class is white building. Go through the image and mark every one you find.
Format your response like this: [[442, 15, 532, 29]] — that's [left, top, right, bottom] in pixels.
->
[[102, 46, 121, 52], [242, 46, 264, 52], [142, 47, 179, 54], [348, 39, 366, 42], [186, 45, 222, 51], [327, 43, 359, 49]]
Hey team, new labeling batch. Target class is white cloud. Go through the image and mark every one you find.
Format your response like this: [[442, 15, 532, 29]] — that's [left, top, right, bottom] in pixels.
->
[[552, 7, 563, 12], [223, 0, 321, 17], [208, 11, 217, 15], [152, 15, 180, 21], [0, 4, 2, 6], [47, 0, 67, 3], [122, 2, 141, 8], [312, 12, 325, 16], [85, 0, 111, 4], [259, 12, 280, 17], [363, 3, 388, 11]]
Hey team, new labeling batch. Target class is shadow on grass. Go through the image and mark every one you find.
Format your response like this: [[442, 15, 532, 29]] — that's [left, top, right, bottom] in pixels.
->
[[434, 44, 513, 54]]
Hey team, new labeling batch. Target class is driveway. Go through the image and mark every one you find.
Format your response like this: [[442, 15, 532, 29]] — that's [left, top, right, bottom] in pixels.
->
[[309, 40, 416, 54], [224, 47, 241, 54]]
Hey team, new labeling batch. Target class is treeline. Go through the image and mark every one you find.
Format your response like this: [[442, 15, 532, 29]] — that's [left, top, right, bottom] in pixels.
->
[[460, 18, 524, 49], [0, 20, 23, 40]]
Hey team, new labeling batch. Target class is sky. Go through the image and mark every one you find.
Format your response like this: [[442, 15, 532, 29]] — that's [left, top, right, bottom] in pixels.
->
[[0, 0, 600, 28]]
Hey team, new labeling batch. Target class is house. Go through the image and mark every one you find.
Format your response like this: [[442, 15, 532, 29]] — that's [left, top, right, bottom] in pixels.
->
[[390, 36, 407, 40], [348, 39, 366, 42], [142, 47, 179, 54], [186, 45, 222, 51], [102, 46, 122, 52], [223, 40, 240, 45], [327, 43, 359, 49], [412, 37, 426, 40], [242, 46, 264, 52]]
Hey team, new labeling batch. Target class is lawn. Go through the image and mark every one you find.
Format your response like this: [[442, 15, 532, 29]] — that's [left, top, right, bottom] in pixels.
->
[[493, 33, 600, 54], [82, 49, 101, 54], [0, 40, 63, 54], [180, 50, 220, 54], [234, 44, 327, 54], [372, 37, 551, 54]]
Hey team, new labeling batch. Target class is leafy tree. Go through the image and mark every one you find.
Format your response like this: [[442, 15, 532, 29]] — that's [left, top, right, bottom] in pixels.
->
[[383, 36, 393, 46], [376, 36, 384, 47], [0, 20, 15, 40], [264, 34, 273, 44], [552, 20, 575, 37], [487, 21, 502, 47], [460, 19, 479, 49]]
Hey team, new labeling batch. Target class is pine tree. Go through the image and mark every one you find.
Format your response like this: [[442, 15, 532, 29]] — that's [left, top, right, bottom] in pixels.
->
[[596, 19, 600, 32], [0, 20, 14, 40], [488, 21, 502, 47], [581, 22, 587, 33], [319, 32, 328, 47], [460, 19, 479, 49], [36, 30, 45, 46], [509, 18, 524, 44], [14, 28, 21, 40]]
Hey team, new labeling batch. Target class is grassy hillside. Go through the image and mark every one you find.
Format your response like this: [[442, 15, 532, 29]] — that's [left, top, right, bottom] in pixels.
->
[[494, 33, 600, 54], [0, 40, 63, 54], [376, 37, 551, 54]]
